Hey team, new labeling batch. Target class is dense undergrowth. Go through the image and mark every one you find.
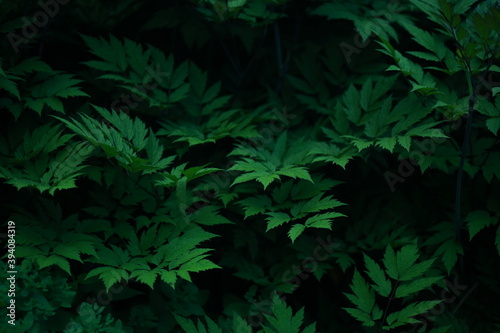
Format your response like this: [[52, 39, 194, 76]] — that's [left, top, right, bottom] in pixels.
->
[[1, 0, 500, 332]]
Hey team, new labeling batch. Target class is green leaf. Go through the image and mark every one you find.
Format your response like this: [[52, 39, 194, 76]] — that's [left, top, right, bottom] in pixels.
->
[[53, 244, 83, 262], [465, 210, 497, 240], [273, 131, 288, 160], [233, 314, 252, 333], [304, 212, 344, 229], [428, 327, 452, 333], [364, 254, 392, 297], [454, 0, 481, 14], [407, 51, 441, 61], [344, 270, 375, 314], [129, 269, 157, 289], [435, 239, 463, 274], [395, 277, 442, 298], [266, 212, 292, 231], [343, 85, 362, 122], [160, 270, 177, 288], [383, 245, 398, 280], [276, 166, 313, 183], [399, 258, 435, 281], [402, 23, 440, 56], [36, 255, 71, 275], [382, 244, 434, 281], [11, 57, 53, 73], [191, 205, 234, 226], [237, 195, 272, 218], [0, 73, 20, 99], [262, 295, 316, 333], [342, 308, 375, 327], [384, 300, 442, 329], [343, 136, 374, 152], [174, 315, 199, 333], [179, 259, 221, 273], [486, 117, 500, 135], [86, 267, 129, 292], [288, 224, 306, 243], [396, 244, 421, 280], [406, 121, 446, 138], [398, 136, 412, 151], [376, 137, 397, 152], [231, 171, 280, 190]]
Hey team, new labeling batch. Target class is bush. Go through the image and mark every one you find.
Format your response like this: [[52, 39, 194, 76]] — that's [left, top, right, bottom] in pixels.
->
[[1, 0, 499, 332]]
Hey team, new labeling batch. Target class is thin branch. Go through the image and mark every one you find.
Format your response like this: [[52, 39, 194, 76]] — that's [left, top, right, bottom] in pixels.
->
[[273, 21, 283, 93], [380, 280, 399, 331], [454, 57, 496, 264]]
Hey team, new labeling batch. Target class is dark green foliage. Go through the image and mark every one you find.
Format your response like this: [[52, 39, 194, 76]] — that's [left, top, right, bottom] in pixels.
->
[[1, 0, 500, 332]]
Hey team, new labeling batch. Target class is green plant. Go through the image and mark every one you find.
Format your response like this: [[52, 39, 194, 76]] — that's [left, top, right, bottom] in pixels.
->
[[343, 244, 443, 330], [1, 0, 499, 332]]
